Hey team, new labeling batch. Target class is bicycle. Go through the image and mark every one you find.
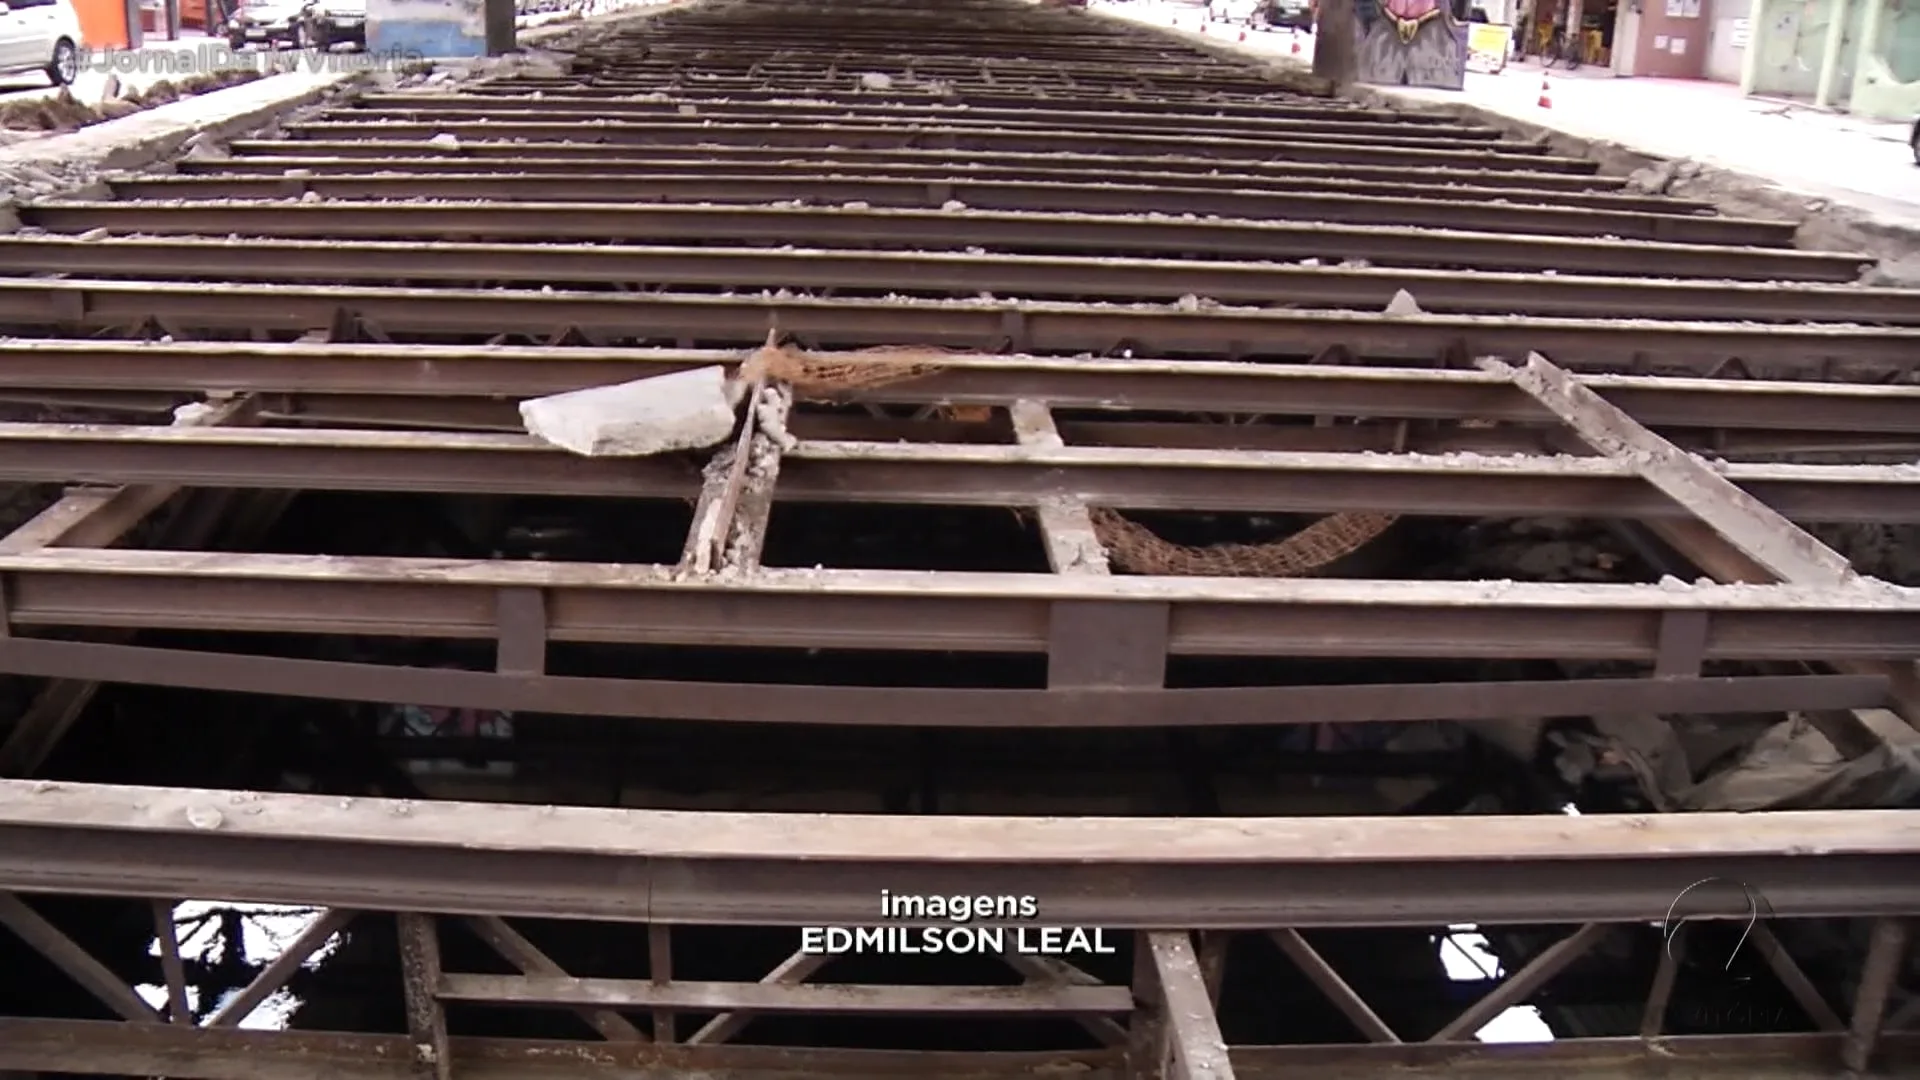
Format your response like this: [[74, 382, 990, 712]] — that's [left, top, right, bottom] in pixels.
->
[[1542, 28, 1584, 71]]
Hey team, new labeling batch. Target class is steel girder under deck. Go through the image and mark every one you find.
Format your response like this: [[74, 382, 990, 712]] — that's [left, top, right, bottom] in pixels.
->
[[0, 352, 1913, 750], [0, 781, 1917, 1079]]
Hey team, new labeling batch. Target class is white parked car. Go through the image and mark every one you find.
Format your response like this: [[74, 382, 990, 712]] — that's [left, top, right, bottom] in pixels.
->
[[0, 0, 82, 86]]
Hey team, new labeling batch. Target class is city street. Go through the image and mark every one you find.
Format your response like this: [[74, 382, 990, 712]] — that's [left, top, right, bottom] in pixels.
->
[[1100, 0, 1920, 228]]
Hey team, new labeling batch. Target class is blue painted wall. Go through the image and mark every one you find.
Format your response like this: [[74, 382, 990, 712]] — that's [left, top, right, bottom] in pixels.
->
[[369, 0, 486, 58]]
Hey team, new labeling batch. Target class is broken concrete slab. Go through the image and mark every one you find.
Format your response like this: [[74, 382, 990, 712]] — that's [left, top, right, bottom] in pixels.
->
[[0, 68, 366, 203], [1859, 255, 1920, 288], [520, 366, 740, 458]]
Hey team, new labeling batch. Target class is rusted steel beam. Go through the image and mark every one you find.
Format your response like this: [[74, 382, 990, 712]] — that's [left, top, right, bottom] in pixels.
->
[[1, 280, 1911, 371], [0, 425, 1911, 522], [0, 638, 1893, 724], [395, 914, 452, 1080], [213, 143, 1611, 192], [23, 203, 1862, 281], [0, 551, 1912, 661], [0, 395, 276, 779], [435, 86, 1420, 125], [203, 909, 355, 1027], [150, 900, 191, 1023], [437, 974, 1133, 1014], [10, 238, 1898, 324], [0, 396, 255, 556], [1493, 353, 1858, 586], [276, 118, 1570, 171], [1, 1020, 1914, 1080], [1639, 517, 1920, 736], [1427, 923, 1611, 1042], [648, 925, 673, 1043], [183, 156, 1689, 211], [1143, 932, 1236, 1080], [0, 344, 1906, 435], [1844, 918, 1911, 1071], [0, 892, 159, 1022], [1749, 922, 1848, 1032], [341, 94, 1509, 143], [1006, 954, 1129, 1047], [0, 1020, 1913, 1080], [1266, 930, 1399, 1044], [1, 781, 1919, 926], [102, 175, 1778, 245], [461, 916, 645, 1042], [688, 950, 832, 1045], [1013, 401, 1110, 575]]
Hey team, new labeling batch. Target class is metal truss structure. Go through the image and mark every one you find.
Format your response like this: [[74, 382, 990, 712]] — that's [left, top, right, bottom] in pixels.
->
[[0, 346, 1914, 743], [0, 780, 1918, 1079], [0, 0, 1916, 1075]]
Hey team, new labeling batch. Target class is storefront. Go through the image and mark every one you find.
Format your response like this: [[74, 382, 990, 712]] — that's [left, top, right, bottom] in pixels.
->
[[1515, 0, 1627, 69], [1739, 0, 1920, 121], [1610, 0, 1718, 77]]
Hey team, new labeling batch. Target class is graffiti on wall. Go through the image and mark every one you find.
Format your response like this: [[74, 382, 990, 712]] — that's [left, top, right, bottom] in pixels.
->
[[1355, 0, 1469, 89]]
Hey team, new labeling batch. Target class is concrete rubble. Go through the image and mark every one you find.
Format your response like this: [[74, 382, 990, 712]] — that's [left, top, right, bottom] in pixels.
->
[[519, 366, 742, 457], [1383, 288, 1422, 316]]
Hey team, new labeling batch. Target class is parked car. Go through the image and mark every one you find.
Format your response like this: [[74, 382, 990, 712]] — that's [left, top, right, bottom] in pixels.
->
[[305, 0, 365, 48], [1262, 0, 1314, 29], [226, 0, 363, 49], [0, 0, 83, 87]]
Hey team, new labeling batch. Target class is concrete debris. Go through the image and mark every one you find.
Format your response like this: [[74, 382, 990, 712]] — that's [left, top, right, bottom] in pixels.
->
[[428, 132, 461, 149], [1858, 256, 1920, 288], [941, 199, 968, 211], [1383, 288, 1423, 316], [1625, 159, 1680, 196], [753, 385, 798, 452], [520, 366, 740, 458], [0, 71, 263, 137], [172, 401, 224, 425], [859, 72, 894, 90], [1812, 522, 1920, 584], [183, 137, 229, 162], [1677, 712, 1920, 811]]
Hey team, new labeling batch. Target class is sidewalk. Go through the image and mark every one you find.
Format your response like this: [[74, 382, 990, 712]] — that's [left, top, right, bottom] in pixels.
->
[[1098, 1, 1920, 231], [0, 0, 676, 104]]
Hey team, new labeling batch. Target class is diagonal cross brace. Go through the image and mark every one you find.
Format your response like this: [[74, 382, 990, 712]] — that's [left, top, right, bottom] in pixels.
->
[[1485, 353, 1856, 588], [1143, 931, 1236, 1080]]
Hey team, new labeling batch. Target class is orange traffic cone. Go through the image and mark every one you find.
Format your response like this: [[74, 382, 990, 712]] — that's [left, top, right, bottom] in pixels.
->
[[1537, 74, 1552, 109]]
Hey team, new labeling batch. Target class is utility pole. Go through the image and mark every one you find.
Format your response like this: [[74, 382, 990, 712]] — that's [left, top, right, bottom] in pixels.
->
[[1311, 0, 1358, 84]]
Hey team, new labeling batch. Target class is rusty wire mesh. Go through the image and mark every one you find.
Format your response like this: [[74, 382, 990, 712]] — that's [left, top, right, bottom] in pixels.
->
[[740, 342, 954, 397], [741, 339, 1397, 577], [1088, 509, 1399, 577]]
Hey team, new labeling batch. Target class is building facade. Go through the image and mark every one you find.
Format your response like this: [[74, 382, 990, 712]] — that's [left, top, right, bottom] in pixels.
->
[[1739, 0, 1920, 120]]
